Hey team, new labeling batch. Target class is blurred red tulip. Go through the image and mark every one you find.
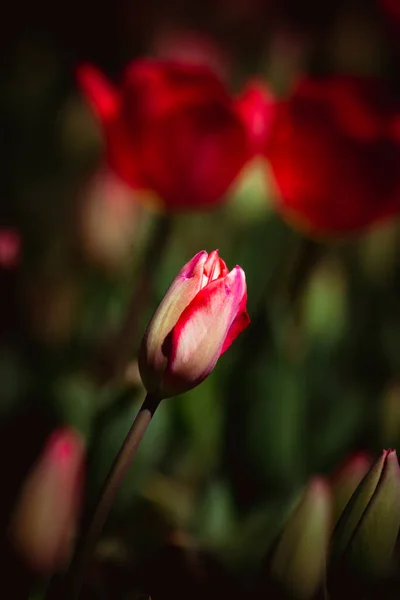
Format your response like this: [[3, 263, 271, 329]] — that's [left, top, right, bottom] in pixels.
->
[[236, 79, 275, 157], [77, 60, 249, 211], [266, 76, 400, 235]]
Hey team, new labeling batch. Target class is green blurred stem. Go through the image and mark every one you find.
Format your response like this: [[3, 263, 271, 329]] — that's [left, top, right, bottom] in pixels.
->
[[63, 392, 161, 600], [96, 213, 173, 383]]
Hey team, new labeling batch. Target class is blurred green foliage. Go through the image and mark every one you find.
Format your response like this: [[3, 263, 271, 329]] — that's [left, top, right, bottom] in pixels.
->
[[3, 1, 400, 598]]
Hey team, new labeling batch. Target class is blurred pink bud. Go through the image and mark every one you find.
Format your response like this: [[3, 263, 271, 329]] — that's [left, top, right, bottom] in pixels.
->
[[9, 428, 85, 573], [236, 79, 275, 157], [331, 452, 372, 526], [139, 250, 250, 398], [0, 228, 21, 268], [79, 167, 143, 272]]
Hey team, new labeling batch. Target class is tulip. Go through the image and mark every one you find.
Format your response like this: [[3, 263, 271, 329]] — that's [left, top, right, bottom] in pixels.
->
[[9, 428, 84, 573], [332, 449, 400, 575], [139, 250, 250, 398], [236, 79, 275, 157], [78, 167, 143, 272], [330, 452, 372, 527], [77, 59, 249, 210], [0, 228, 20, 268], [266, 75, 400, 235], [270, 477, 332, 600]]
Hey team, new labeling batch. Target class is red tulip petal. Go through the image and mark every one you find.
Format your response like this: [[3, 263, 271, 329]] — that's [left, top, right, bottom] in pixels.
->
[[77, 64, 120, 122], [236, 79, 275, 156], [220, 290, 250, 355]]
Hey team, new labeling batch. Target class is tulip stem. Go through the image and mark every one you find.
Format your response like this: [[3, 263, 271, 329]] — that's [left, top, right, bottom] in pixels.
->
[[63, 392, 161, 600]]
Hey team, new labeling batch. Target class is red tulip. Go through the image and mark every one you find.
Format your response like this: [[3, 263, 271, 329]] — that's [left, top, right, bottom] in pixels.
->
[[139, 250, 250, 398], [9, 428, 84, 573], [236, 79, 275, 157], [266, 76, 400, 235], [77, 60, 249, 210]]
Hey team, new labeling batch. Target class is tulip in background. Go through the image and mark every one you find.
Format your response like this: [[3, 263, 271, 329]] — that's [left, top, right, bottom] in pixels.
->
[[266, 75, 400, 235], [139, 250, 250, 398], [78, 167, 143, 272], [330, 452, 372, 527], [270, 477, 332, 600], [9, 428, 84, 573], [77, 59, 249, 210], [332, 448, 400, 576], [235, 79, 275, 158], [0, 228, 21, 269]]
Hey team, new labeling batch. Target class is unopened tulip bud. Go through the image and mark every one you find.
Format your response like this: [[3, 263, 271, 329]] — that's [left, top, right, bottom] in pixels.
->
[[331, 452, 372, 527], [332, 449, 400, 575], [139, 250, 250, 398], [9, 428, 85, 573], [271, 477, 332, 599]]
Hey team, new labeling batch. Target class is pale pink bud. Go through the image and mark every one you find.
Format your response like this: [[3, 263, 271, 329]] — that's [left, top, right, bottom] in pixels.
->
[[9, 428, 85, 573], [139, 250, 250, 398]]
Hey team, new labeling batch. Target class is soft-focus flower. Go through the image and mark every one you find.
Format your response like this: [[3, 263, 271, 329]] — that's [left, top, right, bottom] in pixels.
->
[[0, 228, 21, 268], [270, 477, 332, 600], [266, 76, 400, 235], [331, 452, 372, 526], [332, 449, 400, 575], [235, 79, 275, 157], [9, 428, 84, 573], [139, 250, 249, 398], [78, 167, 143, 272], [77, 60, 248, 211]]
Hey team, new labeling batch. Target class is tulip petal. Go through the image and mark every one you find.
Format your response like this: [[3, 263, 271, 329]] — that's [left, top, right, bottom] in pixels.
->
[[220, 291, 250, 355], [164, 266, 247, 395], [77, 64, 120, 122], [139, 251, 209, 393]]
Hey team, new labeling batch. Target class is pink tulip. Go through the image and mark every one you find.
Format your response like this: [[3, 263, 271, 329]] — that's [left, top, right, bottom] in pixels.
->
[[9, 428, 84, 573], [139, 250, 250, 398]]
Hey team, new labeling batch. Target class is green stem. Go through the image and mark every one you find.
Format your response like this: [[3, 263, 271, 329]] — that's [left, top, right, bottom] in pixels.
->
[[63, 392, 161, 600]]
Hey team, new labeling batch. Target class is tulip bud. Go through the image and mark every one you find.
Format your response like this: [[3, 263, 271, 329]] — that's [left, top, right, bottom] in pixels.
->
[[9, 428, 84, 573], [139, 250, 249, 398], [331, 452, 372, 527], [78, 167, 143, 272], [270, 477, 332, 600], [0, 228, 21, 269], [332, 449, 400, 576]]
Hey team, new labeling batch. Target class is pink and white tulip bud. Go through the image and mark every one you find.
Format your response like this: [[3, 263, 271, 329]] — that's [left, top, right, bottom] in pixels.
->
[[9, 428, 85, 573], [139, 250, 250, 398]]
